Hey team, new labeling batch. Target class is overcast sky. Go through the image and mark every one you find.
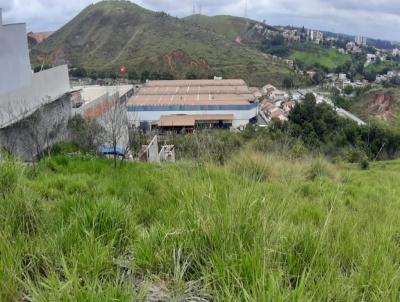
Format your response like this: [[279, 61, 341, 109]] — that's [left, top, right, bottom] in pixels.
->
[[1, 0, 400, 41]]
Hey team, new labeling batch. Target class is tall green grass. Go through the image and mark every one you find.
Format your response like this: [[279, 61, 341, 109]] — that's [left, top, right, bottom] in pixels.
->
[[1, 152, 400, 300]]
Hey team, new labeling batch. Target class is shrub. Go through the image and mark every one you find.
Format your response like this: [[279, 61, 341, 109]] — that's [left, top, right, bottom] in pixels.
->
[[290, 141, 308, 159], [307, 157, 335, 180], [68, 116, 105, 152], [229, 152, 273, 182], [360, 159, 370, 170]]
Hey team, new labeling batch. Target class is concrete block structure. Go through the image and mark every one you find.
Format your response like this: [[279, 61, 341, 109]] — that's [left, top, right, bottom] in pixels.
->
[[0, 8, 32, 95], [0, 8, 72, 160], [127, 79, 258, 130]]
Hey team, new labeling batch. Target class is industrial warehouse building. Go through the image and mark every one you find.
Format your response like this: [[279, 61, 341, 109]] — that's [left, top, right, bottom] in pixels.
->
[[127, 79, 258, 130]]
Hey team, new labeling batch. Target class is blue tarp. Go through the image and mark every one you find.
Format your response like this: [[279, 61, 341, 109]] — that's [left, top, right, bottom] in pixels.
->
[[101, 147, 125, 157]]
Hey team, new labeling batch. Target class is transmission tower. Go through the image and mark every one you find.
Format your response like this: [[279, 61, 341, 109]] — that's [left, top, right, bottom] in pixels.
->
[[245, 0, 248, 18]]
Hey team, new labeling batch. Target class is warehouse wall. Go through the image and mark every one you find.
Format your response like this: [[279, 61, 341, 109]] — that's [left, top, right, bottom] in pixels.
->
[[127, 107, 257, 129]]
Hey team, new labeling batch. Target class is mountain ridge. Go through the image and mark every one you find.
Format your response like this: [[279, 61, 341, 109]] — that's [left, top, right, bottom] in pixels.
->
[[32, 1, 303, 86]]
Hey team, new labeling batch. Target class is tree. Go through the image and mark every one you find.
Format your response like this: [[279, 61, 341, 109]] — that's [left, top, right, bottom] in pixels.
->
[[282, 76, 295, 89], [89, 70, 98, 80], [97, 71, 106, 79], [150, 72, 161, 80], [141, 71, 150, 83], [128, 70, 138, 81], [109, 71, 118, 80], [71, 67, 87, 78], [68, 115, 105, 152], [343, 85, 354, 95], [364, 71, 377, 82], [102, 92, 129, 168], [161, 72, 174, 80], [312, 71, 325, 85], [186, 71, 198, 79]]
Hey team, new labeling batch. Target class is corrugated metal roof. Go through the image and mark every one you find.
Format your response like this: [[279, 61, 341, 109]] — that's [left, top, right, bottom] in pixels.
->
[[129, 79, 254, 107], [128, 94, 253, 106], [145, 79, 246, 87]]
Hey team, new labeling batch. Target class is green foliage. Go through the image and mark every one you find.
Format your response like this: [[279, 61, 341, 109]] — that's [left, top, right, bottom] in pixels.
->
[[332, 95, 352, 110], [289, 47, 351, 71], [344, 85, 354, 95], [68, 115, 105, 153], [287, 95, 400, 160], [0, 154, 20, 197], [70, 67, 87, 78]]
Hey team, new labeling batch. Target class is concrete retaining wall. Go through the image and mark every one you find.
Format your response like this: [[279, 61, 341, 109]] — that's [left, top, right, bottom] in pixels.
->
[[0, 94, 72, 161]]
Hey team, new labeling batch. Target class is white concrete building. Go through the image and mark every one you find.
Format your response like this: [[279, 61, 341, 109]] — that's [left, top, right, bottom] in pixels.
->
[[0, 8, 70, 129], [355, 36, 367, 46], [0, 8, 32, 95], [307, 29, 323, 44]]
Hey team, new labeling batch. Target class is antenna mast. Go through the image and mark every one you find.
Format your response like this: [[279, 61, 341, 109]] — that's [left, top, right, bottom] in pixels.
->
[[245, 0, 248, 18]]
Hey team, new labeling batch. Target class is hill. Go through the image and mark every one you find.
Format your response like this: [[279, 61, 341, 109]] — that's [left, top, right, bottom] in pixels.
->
[[184, 15, 352, 72], [2, 150, 400, 300], [183, 14, 275, 47], [32, 1, 300, 86]]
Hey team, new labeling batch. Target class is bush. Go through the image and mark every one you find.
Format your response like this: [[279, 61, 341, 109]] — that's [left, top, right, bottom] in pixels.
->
[[230, 152, 272, 182], [344, 148, 367, 164], [360, 159, 370, 170], [307, 158, 335, 180], [68, 116, 105, 152]]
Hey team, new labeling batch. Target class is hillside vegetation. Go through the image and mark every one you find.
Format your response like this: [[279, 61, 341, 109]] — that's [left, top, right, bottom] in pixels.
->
[[1, 150, 400, 300], [183, 15, 251, 41], [289, 47, 351, 71], [32, 1, 300, 86]]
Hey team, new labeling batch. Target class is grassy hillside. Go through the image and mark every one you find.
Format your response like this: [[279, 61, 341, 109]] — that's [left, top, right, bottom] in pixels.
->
[[2, 150, 400, 300], [183, 15, 250, 41], [289, 47, 351, 71], [32, 1, 299, 86], [365, 61, 400, 74]]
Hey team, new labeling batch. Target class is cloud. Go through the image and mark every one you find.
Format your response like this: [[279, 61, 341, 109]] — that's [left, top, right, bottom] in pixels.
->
[[0, 0, 399, 41]]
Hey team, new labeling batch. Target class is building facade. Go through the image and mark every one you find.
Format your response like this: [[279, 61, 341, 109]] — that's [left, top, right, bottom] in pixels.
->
[[355, 36, 367, 46]]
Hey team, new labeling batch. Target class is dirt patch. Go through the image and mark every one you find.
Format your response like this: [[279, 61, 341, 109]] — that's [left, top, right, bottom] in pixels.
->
[[367, 94, 397, 121], [162, 49, 210, 72]]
